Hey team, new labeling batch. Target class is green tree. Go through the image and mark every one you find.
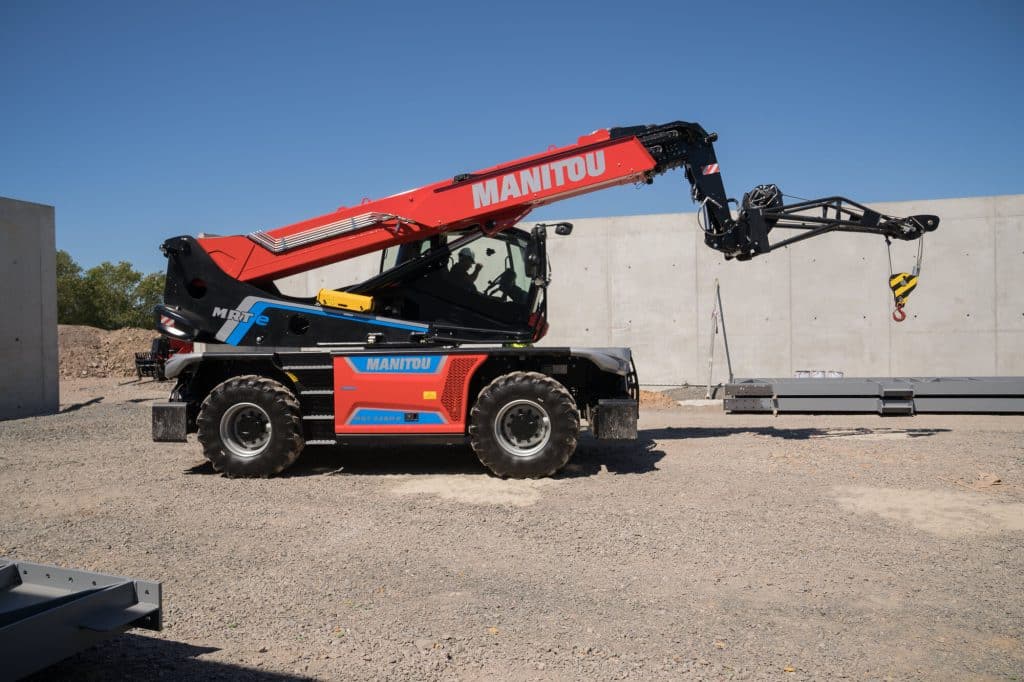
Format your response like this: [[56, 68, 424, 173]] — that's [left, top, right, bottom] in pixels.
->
[[131, 272, 166, 328], [54, 250, 164, 330], [55, 249, 84, 324]]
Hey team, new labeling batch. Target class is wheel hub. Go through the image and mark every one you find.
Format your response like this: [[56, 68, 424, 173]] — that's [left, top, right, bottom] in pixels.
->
[[219, 402, 272, 459], [494, 399, 551, 458], [235, 411, 267, 444], [507, 409, 541, 442]]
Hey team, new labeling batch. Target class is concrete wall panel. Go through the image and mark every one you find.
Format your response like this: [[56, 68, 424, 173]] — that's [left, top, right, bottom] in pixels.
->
[[607, 215, 696, 384], [275, 251, 381, 298], [997, 331, 1024, 375], [696, 241, 792, 383], [787, 235, 893, 377], [543, 217, 613, 346], [995, 215, 1024, 332], [0, 197, 58, 419], [891, 330, 997, 376]]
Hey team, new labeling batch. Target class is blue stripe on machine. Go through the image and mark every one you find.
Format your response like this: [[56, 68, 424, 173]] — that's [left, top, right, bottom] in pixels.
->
[[348, 355, 443, 374], [225, 301, 429, 345], [348, 409, 446, 425]]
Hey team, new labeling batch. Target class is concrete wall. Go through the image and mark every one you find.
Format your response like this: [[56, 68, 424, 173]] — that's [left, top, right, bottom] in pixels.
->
[[276, 251, 381, 297], [283, 194, 1024, 385], [0, 197, 58, 419], [543, 194, 1024, 384]]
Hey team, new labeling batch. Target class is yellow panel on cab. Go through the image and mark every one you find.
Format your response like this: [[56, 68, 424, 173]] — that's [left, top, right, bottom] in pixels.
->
[[316, 289, 374, 312]]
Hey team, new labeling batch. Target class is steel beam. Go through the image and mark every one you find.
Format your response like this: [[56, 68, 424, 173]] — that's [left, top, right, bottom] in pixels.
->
[[724, 377, 1024, 415], [0, 558, 161, 679]]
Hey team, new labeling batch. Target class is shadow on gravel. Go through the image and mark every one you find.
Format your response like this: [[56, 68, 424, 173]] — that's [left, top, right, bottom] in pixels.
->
[[59, 397, 104, 413], [295, 444, 481, 477], [118, 379, 159, 386], [560, 436, 665, 477], [184, 438, 666, 479], [182, 427, 943, 479], [184, 445, 483, 478], [290, 437, 666, 479], [640, 426, 951, 440], [185, 462, 217, 475], [27, 633, 314, 681]]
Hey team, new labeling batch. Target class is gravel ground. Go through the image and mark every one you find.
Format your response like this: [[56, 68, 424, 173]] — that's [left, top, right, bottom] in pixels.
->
[[2, 379, 1022, 680]]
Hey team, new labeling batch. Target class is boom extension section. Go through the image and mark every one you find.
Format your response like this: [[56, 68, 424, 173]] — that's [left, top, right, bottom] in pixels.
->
[[606, 122, 939, 260]]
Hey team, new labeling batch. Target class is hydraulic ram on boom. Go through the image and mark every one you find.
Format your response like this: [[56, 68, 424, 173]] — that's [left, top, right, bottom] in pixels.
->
[[152, 120, 939, 480]]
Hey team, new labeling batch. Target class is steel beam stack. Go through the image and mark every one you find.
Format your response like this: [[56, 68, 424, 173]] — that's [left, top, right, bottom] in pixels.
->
[[724, 377, 1024, 415]]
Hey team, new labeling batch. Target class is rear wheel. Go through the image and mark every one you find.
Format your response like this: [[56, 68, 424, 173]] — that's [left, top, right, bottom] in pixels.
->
[[196, 375, 304, 477], [469, 372, 579, 478]]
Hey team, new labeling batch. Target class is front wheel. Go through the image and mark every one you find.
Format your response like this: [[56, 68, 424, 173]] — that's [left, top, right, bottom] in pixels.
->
[[196, 375, 304, 478], [469, 372, 579, 478]]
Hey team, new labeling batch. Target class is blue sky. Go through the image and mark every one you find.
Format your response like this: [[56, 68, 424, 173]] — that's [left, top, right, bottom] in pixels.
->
[[2, 0, 1021, 274]]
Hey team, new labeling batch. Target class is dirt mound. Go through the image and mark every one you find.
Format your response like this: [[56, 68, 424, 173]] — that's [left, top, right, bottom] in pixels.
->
[[639, 389, 678, 409], [59, 324, 156, 378]]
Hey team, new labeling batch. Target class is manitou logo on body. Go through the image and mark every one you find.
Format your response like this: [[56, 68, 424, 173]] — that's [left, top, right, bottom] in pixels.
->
[[349, 355, 443, 374], [365, 356, 433, 371], [471, 150, 607, 209], [212, 306, 269, 325]]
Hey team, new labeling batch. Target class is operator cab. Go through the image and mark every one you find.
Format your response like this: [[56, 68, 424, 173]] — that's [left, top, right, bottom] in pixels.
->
[[353, 225, 553, 342], [383, 231, 532, 303]]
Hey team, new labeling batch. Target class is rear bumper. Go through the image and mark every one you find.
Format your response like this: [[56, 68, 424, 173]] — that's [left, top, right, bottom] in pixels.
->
[[152, 401, 188, 442], [591, 398, 638, 439]]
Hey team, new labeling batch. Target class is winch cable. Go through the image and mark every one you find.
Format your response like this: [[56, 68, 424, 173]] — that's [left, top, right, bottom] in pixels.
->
[[784, 191, 925, 323], [886, 236, 924, 322]]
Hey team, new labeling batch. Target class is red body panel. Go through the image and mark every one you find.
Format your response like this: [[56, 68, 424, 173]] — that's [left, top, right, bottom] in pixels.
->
[[332, 354, 487, 434], [198, 130, 657, 282]]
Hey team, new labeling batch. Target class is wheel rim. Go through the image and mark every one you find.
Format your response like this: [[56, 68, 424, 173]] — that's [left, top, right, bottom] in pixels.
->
[[493, 399, 551, 457], [219, 402, 272, 458]]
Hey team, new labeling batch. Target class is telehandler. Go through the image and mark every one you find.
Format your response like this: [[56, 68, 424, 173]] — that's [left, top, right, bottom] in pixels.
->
[[151, 121, 937, 477]]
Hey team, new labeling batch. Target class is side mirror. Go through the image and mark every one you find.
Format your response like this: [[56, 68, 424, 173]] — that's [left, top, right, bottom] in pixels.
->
[[532, 222, 573, 236]]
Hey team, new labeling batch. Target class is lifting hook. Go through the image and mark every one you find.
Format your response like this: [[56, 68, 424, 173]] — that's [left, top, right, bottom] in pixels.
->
[[886, 237, 923, 324]]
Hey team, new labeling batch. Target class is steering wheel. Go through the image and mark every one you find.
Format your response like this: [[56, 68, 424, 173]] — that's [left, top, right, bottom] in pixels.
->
[[484, 269, 515, 298]]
